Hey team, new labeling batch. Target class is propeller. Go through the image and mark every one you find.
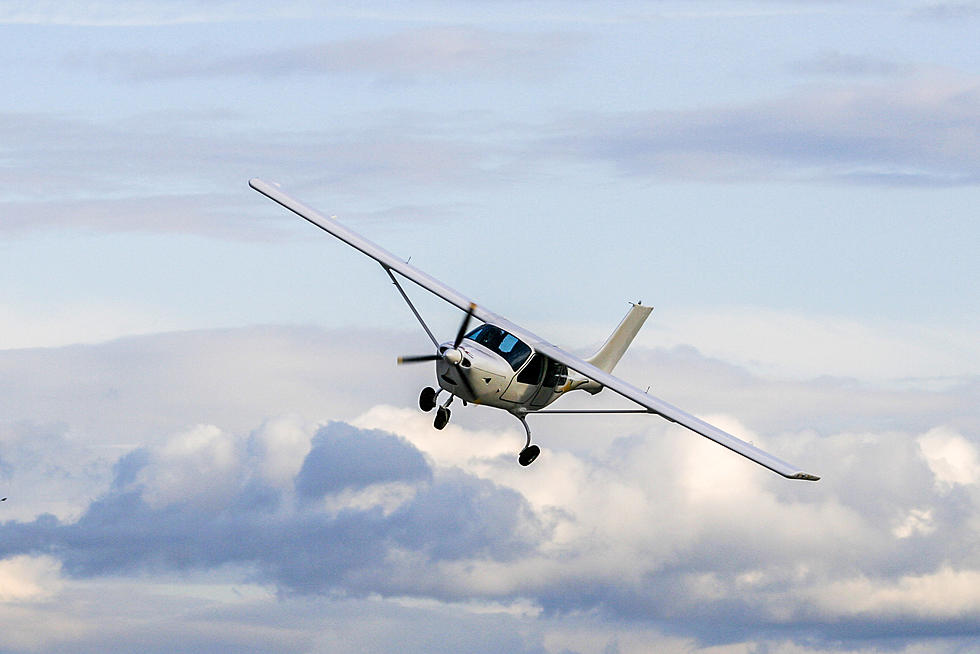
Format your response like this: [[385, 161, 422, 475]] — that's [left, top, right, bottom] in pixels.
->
[[452, 302, 476, 349], [397, 353, 441, 364], [398, 303, 478, 400]]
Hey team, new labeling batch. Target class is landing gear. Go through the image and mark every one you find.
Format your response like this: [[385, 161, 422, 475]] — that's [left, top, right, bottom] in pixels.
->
[[419, 386, 437, 412], [421, 390, 544, 466], [519, 445, 540, 466], [420, 387, 454, 430], [433, 395, 454, 430], [516, 415, 541, 467]]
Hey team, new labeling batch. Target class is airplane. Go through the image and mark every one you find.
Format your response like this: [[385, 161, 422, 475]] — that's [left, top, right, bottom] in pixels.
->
[[250, 178, 819, 481]]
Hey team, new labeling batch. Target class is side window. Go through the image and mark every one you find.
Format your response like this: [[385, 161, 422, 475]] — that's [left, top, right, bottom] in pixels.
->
[[543, 358, 567, 388], [504, 342, 531, 370], [517, 353, 545, 385]]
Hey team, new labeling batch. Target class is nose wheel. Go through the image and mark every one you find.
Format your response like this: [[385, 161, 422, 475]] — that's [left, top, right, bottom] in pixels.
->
[[434, 406, 451, 430], [422, 388, 453, 430]]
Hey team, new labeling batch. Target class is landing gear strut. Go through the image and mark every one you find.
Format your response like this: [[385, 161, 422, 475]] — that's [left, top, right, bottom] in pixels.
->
[[517, 416, 540, 466], [420, 386, 453, 430]]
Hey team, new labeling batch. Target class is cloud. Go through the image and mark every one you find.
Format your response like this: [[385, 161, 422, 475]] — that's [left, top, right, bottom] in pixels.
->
[[72, 26, 583, 82], [249, 414, 315, 488], [632, 306, 980, 383], [0, 419, 544, 597], [6, 70, 978, 244], [1, 325, 979, 650], [136, 424, 245, 509], [0, 110, 507, 237], [918, 426, 980, 490], [7, 407, 980, 646], [0, 0, 310, 26], [0, 421, 115, 521], [910, 2, 980, 20], [295, 421, 431, 499], [807, 566, 980, 620], [792, 51, 914, 78], [546, 74, 980, 186], [0, 555, 62, 601]]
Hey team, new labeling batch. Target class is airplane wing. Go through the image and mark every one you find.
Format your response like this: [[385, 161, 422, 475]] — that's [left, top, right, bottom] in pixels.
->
[[249, 178, 819, 482], [530, 341, 819, 480], [249, 178, 507, 326]]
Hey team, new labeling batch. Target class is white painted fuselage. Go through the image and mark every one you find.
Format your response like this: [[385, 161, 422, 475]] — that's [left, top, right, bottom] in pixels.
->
[[435, 325, 571, 415]]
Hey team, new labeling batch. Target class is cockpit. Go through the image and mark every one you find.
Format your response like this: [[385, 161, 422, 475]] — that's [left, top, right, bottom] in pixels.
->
[[464, 324, 532, 371]]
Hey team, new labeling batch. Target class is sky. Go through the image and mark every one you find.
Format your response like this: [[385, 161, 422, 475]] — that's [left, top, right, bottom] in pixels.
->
[[0, 1, 978, 652]]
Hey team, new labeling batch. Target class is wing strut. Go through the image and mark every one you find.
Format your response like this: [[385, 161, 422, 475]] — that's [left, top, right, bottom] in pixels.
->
[[384, 266, 439, 349], [533, 409, 658, 414]]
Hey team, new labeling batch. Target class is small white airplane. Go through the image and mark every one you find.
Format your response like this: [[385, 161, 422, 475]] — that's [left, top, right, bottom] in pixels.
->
[[250, 179, 819, 481]]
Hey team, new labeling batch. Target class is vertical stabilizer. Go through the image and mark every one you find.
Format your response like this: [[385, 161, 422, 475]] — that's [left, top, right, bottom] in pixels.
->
[[585, 303, 653, 373]]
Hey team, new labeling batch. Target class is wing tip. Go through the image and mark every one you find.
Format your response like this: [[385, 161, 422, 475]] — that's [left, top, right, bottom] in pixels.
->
[[790, 472, 821, 482], [248, 178, 280, 192]]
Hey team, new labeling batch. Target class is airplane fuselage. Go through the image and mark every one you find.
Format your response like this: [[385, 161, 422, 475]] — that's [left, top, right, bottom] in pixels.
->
[[435, 323, 572, 414]]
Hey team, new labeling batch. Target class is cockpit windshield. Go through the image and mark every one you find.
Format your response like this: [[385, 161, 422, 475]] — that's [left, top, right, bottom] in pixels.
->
[[464, 324, 532, 371]]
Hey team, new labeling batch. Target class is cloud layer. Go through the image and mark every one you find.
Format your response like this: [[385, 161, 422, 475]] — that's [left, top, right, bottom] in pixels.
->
[[548, 74, 980, 186], [1, 326, 977, 652]]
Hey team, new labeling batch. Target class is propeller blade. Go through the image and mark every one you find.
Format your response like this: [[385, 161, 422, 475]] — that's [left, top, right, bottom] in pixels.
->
[[397, 354, 442, 364], [454, 363, 478, 401], [453, 302, 477, 349]]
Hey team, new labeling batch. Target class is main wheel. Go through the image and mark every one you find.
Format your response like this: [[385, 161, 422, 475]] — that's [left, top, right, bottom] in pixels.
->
[[434, 406, 451, 430], [518, 445, 540, 467], [419, 387, 437, 412]]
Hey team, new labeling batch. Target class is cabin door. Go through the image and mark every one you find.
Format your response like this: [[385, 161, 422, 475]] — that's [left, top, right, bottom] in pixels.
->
[[501, 353, 545, 403]]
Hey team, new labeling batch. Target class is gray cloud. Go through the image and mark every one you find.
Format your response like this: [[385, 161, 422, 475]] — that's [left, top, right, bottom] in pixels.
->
[[0, 581, 555, 654], [544, 75, 980, 186], [72, 27, 584, 82], [792, 51, 915, 78], [0, 111, 507, 236], [0, 421, 544, 597], [3, 414, 980, 645], [295, 421, 432, 498], [5, 69, 979, 241], [0, 1, 323, 27], [910, 2, 980, 20]]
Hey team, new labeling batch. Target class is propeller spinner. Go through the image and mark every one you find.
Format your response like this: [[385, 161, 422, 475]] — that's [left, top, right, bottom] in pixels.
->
[[398, 303, 478, 400]]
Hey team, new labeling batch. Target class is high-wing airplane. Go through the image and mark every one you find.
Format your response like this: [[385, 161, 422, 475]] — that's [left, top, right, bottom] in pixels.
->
[[250, 179, 819, 481]]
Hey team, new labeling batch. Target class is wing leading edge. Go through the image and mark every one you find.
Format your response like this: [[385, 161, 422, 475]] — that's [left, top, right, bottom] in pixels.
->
[[249, 178, 819, 482]]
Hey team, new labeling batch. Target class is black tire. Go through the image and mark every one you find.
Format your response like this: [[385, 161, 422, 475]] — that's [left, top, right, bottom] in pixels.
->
[[434, 406, 450, 430], [419, 387, 437, 412], [518, 445, 540, 466]]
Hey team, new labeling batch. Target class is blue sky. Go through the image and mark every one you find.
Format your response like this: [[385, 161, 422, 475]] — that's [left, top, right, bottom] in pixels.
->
[[0, 2, 978, 653]]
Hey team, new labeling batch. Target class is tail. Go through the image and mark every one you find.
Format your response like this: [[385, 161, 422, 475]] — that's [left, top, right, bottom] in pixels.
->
[[586, 302, 653, 373]]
